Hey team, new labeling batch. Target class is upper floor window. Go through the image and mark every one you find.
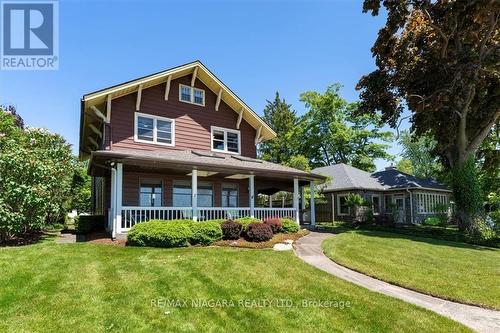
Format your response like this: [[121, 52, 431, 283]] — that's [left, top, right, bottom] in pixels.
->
[[179, 84, 205, 106], [211, 126, 240, 154], [134, 112, 175, 146]]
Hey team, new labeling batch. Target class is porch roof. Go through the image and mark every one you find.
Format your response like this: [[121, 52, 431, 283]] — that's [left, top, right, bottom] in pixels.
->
[[90, 149, 326, 182]]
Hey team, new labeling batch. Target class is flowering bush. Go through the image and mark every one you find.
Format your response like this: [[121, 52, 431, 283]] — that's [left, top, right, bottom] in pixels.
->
[[263, 217, 282, 233]]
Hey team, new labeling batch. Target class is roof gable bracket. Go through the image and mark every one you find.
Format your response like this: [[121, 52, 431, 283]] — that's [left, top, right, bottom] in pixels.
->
[[215, 88, 223, 111], [89, 123, 102, 138], [191, 67, 198, 86], [164, 75, 172, 100], [136, 84, 143, 111], [91, 105, 107, 123], [236, 108, 244, 129], [255, 125, 262, 145]]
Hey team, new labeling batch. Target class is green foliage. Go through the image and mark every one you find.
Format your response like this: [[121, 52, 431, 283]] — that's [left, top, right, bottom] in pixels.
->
[[465, 217, 496, 244], [345, 193, 367, 208], [189, 221, 223, 245], [235, 217, 262, 231], [451, 157, 484, 231], [0, 107, 74, 242], [258, 92, 300, 164], [285, 154, 311, 172], [127, 220, 193, 248], [245, 222, 273, 242], [298, 84, 393, 171], [75, 215, 105, 234], [396, 159, 414, 175], [70, 161, 91, 213], [281, 218, 299, 233], [398, 131, 442, 179], [422, 217, 441, 227]]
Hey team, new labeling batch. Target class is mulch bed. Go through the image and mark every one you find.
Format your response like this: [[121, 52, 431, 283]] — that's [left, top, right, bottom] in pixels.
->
[[214, 229, 309, 249], [0, 231, 52, 247]]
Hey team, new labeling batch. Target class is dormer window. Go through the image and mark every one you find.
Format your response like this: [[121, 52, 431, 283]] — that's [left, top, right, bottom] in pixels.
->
[[211, 126, 240, 154], [179, 84, 205, 106]]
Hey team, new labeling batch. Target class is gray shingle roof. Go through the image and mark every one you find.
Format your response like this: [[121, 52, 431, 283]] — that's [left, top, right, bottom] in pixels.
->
[[313, 163, 387, 191], [371, 168, 449, 190], [312, 164, 450, 192], [91, 149, 325, 181]]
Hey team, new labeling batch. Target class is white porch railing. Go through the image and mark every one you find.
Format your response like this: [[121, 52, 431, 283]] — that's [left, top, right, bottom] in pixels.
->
[[119, 206, 297, 231]]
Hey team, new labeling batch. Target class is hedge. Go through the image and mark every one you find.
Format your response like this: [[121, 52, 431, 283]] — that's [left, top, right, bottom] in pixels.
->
[[246, 223, 273, 242], [75, 215, 105, 234], [127, 220, 192, 248], [281, 218, 299, 233], [189, 221, 223, 245]]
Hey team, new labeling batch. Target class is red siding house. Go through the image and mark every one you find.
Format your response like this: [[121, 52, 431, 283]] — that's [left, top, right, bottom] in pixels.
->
[[79, 61, 324, 238]]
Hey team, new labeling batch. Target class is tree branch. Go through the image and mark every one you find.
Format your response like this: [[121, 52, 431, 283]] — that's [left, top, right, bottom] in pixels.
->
[[466, 109, 500, 154]]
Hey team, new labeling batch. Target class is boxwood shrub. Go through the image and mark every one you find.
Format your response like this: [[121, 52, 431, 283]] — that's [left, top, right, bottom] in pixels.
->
[[127, 220, 192, 248], [263, 218, 282, 234], [246, 222, 273, 242], [235, 217, 262, 231], [75, 215, 105, 234], [221, 220, 243, 240], [189, 221, 223, 245], [281, 218, 299, 233]]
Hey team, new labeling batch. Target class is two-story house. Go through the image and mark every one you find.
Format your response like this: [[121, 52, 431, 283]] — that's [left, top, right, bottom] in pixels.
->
[[79, 61, 324, 238]]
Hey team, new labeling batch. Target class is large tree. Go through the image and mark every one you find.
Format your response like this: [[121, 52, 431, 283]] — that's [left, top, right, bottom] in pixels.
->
[[357, 0, 499, 228], [299, 84, 393, 171], [258, 92, 299, 164], [398, 131, 442, 179]]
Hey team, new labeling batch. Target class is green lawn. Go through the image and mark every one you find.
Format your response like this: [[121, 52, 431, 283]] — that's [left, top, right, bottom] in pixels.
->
[[322, 230, 500, 309], [0, 241, 469, 332]]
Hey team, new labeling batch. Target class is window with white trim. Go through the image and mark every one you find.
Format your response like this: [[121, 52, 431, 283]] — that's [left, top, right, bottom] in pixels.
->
[[179, 84, 205, 106], [135, 113, 174, 146], [211, 126, 240, 154], [337, 194, 349, 215], [416, 192, 449, 214], [372, 195, 381, 214], [222, 183, 239, 207]]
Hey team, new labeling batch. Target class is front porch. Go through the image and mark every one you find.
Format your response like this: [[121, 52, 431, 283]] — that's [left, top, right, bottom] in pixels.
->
[[91, 150, 325, 237]]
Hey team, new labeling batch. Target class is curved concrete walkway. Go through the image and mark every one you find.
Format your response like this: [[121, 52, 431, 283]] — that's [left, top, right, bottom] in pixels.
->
[[294, 231, 500, 333]]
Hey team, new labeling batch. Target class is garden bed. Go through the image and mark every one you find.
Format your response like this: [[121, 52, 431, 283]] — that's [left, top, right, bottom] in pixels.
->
[[214, 229, 309, 249]]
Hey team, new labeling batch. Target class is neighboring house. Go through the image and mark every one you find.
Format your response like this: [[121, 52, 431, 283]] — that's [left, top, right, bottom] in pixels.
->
[[79, 61, 324, 238], [312, 163, 452, 224]]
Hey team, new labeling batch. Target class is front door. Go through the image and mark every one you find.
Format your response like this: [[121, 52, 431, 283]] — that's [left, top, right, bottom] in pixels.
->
[[393, 196, 405, 224]]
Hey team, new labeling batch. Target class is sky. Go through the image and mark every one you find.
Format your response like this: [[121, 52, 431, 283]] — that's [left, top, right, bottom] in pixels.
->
[[0, 0, 408, 171]]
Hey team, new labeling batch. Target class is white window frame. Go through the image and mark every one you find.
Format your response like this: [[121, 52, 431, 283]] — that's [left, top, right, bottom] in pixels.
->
[[178, 84, 205, 106], [337, 194, 350, 216], [134, 112, 175, 146], [371, 194, 382, 215], [210, 126, 241, 155], [415, 192, 448, 214]]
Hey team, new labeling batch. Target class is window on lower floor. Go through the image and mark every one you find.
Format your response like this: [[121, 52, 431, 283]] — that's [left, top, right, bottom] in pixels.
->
[[416, 192, 448, 214], [337, 195, 349, 215], [372, 195, 381, 214], [140, 181, 162, 207], [222, 184, 238, 207], [172, 181, 213, 207]]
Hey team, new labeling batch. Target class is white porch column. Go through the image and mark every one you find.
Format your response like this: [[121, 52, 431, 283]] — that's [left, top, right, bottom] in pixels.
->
[[301, 186, 306, 210], [310, 181, 316, 227], [192, 169, 198, 221], [110, 167, 117, 238], [269, 195, 272, 208], [293, 178, 300, 225], [115, 163, 123, 236], [249, 174, 255, 218]]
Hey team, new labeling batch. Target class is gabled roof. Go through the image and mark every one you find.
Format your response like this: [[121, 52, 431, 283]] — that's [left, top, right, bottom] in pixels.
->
[[313, 163, 387, 191], [79, 60, 276, 159], [371, 168, 450, 191], [312, 164, 451, 192]]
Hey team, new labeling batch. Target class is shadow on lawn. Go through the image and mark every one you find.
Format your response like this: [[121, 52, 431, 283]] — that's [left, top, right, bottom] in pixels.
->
[[316, 222, 499, 252]]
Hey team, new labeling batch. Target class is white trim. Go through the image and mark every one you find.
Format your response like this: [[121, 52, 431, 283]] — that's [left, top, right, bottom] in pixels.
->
[[134, 112, 175, 146], [249, 175, 255, 218], [178, 83, 205, 106], [210, 126, 241, 155], [415, 191, 449, 214], [336, 194, 350, 216], [293, 178, 300, 225]]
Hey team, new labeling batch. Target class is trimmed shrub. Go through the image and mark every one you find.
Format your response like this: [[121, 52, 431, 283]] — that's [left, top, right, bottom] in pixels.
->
[[189, 221, 223, 245], [235, 217, 262, 231], [281, 218, 299, 233], [263, 218, 282, 234], [246, 222, 273, 242], [423, 217, 441, 226], [221, 220, 242, 240], [127, 220, 192, 248], [75, 215, 105, 234]]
